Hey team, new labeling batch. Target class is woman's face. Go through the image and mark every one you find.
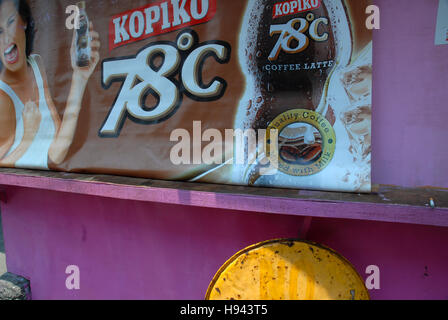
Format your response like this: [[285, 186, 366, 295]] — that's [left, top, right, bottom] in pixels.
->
[[0, 0, 27, 73]]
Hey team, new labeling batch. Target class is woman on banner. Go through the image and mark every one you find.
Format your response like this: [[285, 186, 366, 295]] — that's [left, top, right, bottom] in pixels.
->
[[0, 0, 100, 168]]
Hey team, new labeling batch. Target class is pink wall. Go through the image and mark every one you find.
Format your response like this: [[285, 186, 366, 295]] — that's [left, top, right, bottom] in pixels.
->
[[2, 187, 307, 299], [307, 218, 448, 300], [2, 186, 448, 300], [372, 0, 448, 188]]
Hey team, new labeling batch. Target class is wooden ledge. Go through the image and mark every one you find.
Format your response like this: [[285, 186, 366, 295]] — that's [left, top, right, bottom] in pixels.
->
[[0, 168, 447, 227]]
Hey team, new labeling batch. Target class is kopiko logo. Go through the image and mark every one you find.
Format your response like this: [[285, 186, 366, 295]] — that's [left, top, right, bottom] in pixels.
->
[[109, 0, 216, 50], [272, 0, 321, 19]]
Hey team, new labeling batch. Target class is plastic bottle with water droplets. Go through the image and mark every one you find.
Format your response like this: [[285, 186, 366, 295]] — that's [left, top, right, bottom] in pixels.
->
[[75, 1, 90, 67]]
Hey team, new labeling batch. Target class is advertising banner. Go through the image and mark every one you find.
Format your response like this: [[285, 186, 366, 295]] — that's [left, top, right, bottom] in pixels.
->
[[0, 0, 372, 192]]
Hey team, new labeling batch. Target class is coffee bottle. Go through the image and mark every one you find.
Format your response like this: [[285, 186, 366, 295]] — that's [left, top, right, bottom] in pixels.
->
[[75, 1, 90, 67], [234, 0, 353, 185]]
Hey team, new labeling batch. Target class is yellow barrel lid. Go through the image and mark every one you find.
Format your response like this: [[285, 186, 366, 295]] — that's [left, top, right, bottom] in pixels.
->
[[206, 239, 369, 300]]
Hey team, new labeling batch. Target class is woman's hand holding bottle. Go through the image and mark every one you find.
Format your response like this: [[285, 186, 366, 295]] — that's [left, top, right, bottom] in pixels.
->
[[48, 18, 101, 165], [70, 22, 100, 83]]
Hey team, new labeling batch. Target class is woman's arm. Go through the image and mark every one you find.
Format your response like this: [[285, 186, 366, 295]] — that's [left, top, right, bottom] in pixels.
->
[[47, 73, 87, 165], [33, 55, 62, 134], [0, 92, 16, 160], [0, 95, 41, 167], [48, 22, 100, 165]]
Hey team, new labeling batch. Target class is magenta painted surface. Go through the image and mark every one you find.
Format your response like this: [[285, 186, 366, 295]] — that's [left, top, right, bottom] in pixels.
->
[[307, 218, 448, 300], [1, 172, 447, 227], [1, 187, 307, 299], [2, 186, 448, 300], [372, 0, 448, 188]]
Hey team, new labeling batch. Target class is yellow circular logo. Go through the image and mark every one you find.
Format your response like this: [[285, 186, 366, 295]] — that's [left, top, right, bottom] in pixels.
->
[[266, 109, 336, 176]]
